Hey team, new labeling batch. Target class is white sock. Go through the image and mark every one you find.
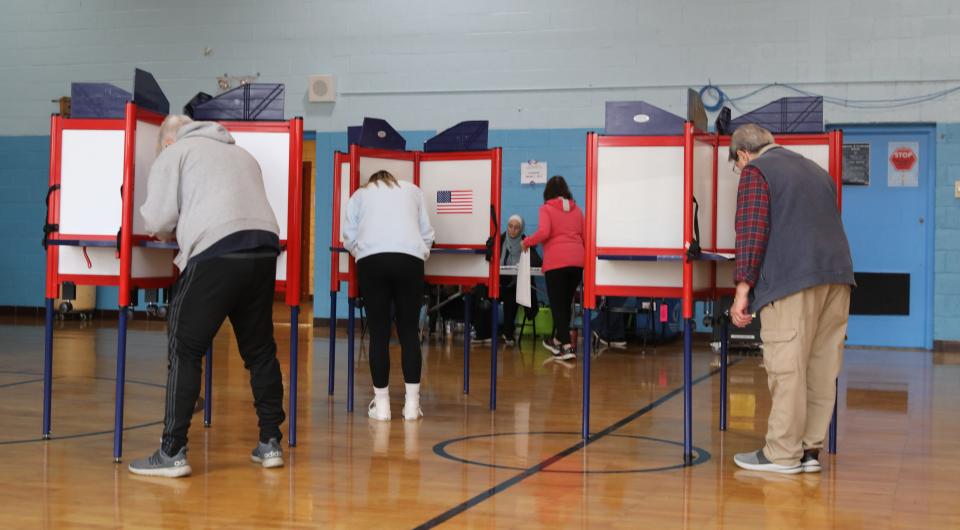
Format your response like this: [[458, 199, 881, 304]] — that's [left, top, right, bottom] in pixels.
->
[[374, 385, 389, 403], [404, 383, 420, 402]]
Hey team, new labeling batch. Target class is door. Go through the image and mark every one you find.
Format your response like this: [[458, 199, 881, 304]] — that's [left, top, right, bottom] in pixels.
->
[[833, 124, 935, 349]]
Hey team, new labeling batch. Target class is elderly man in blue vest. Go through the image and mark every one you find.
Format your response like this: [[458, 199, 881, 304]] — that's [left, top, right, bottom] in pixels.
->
[[729, 124, 855, 474]]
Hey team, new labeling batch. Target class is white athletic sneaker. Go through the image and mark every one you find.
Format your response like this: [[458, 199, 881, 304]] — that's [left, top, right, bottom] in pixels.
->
[[368, 387, 391, 421], [403, 383, 423, 420]]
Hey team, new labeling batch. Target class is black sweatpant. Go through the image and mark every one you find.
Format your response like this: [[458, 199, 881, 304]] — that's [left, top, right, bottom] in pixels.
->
[[545, 266, 583, 346], [356, 253, 425, 388], [161, 253, 284, 456]]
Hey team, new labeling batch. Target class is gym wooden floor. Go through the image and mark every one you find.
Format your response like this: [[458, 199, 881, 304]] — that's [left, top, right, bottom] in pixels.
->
[[1, 306, 958, 529]]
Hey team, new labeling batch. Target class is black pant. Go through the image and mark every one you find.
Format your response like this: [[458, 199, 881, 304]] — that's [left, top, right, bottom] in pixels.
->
[[471, 277, 531, 339], [500, 277, 519, 337], [545, 266, 582, 346], [161, 254, 284, 456], [357, 253, 424, 388]]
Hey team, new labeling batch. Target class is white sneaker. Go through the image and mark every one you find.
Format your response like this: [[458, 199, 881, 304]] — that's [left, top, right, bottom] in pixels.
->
[[610, 340, 628, 349], [403, 401, 423, 420], [403, 382, 423, 420], [368, 387, 391, 421]]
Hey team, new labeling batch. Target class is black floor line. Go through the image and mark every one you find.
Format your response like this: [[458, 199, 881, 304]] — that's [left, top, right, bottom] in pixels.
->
[[0, 378, 43, 389], [414, 358, 741, 530], [0, 420, 165, 446]]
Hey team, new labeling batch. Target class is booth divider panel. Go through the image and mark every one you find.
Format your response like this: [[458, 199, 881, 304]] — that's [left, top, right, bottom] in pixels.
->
[[59, 130, 124, 236], [232, 132, 291, 239], [420, 158, 492, 246], [596, 145, 685, 249], [131, 121, 161, 236]]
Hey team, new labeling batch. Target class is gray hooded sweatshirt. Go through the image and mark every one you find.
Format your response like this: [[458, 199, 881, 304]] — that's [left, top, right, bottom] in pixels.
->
[[140, 121, 280, 270]]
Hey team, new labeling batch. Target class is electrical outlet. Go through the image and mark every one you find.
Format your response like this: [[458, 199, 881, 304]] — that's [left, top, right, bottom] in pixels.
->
[[955, 180, 960, 198]]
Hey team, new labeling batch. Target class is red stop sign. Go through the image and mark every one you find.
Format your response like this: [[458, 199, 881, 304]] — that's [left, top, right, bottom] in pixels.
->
[[890, 147, 917, 171]]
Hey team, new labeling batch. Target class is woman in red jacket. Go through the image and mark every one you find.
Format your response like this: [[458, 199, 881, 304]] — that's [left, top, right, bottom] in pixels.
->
[[522, 176, 585, 361]]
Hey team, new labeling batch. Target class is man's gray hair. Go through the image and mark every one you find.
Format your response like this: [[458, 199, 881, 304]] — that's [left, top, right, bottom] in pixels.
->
[[157, 114, 194, 154], [729, 123, 775, 161]]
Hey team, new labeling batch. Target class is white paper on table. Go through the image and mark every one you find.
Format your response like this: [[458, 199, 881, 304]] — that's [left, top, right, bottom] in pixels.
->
[[516, 249, 532, 308]]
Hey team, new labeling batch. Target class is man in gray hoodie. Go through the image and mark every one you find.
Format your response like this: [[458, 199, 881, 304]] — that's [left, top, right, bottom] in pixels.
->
[[128, 115, 286, 478]]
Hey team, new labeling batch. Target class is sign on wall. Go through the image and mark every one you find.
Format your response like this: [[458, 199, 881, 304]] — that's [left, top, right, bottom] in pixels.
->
[[521, 160, 547, 184], [887, 142, 919, 188], [842, 143, 870, 185]]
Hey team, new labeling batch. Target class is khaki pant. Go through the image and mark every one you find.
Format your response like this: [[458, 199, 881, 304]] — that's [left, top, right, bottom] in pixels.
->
[[759, 284, 851, 466]]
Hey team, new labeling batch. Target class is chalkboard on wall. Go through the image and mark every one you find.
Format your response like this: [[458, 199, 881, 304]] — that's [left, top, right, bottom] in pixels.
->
[[843, 143, 870, 185]]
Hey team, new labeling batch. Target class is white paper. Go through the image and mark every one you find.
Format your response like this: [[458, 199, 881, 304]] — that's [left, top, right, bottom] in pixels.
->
[[887, 141, 919, 188], [516, 249, 532, 307], [521, 161, 547, 184]]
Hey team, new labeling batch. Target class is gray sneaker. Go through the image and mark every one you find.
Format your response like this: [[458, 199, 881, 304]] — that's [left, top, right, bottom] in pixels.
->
[[734, 449, 801, 474], [251, 438, 284, 468], [128, 447, 191, 478]]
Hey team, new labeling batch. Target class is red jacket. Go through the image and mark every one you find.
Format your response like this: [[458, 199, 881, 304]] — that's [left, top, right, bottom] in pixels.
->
[[522, 197, 585, 272]]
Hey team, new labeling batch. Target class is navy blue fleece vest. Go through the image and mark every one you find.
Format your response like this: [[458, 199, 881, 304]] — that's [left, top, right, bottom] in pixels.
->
[[747, 147, 855, 312]]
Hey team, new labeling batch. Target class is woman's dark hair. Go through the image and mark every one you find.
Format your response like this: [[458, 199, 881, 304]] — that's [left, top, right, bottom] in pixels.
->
[[543, 175, 572, 202]]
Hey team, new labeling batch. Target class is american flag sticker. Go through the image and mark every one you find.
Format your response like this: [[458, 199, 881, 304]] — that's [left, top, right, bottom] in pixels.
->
[[436, 190, 473, 214]]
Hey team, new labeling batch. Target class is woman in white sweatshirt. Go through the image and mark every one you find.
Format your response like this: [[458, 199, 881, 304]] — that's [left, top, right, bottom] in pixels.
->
[[342, 170, 435, 421]]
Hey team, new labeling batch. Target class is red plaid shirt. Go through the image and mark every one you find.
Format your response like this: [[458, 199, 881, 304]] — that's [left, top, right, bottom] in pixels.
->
[[734, 165, 770, 287]]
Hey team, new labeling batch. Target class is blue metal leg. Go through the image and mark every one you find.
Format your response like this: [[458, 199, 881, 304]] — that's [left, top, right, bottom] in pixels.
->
[[203, 346, 212, 426], [328, 291, 337, 396], [828, 378, 838, 454], [347, 298, 356, 412], [289, 305, 299, 447], [683, 318, 693, 465], [720, 316, 729, 432], [490, 299, 499, 410], [42, 298, 54, 439], [463, 293, 472, 395], [582, 308, 592, 441], [113, 309, 129, 463]]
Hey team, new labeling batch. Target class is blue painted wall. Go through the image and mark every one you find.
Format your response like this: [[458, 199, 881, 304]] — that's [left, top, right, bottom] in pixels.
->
[[935, 125, 960, 341], [0, 136, 49, 307]]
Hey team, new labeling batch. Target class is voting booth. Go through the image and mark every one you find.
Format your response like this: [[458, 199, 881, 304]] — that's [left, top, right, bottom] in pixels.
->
[[713, 131, 843, 295], [328, 119, 503, 411], [42, 70, 305, 460], [583, 111, 718, 463], [581, 97, 845, 463]]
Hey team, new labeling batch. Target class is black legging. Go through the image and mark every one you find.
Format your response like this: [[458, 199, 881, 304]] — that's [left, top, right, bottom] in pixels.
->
[[357, 253, 424, 388], [545, 266, 582, 346]]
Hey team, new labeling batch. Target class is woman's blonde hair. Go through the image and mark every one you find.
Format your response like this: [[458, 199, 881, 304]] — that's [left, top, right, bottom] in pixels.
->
[[365, 170, 399, 188]]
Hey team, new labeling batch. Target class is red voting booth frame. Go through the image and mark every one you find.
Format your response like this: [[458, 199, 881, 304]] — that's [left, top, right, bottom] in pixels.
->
[[328, 146, 503, 412], [43, 102, 305, 461], [581, 124, 844, 463]]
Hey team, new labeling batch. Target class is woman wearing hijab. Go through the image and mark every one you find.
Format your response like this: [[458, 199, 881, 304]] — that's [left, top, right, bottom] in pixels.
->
[[472, 214, 541, 346], [498, 214, 541, 345], [342, 170, 435, 421], [522, 176, 585, 361]]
